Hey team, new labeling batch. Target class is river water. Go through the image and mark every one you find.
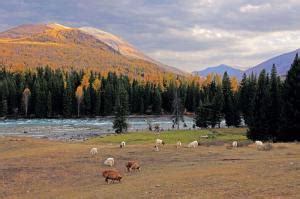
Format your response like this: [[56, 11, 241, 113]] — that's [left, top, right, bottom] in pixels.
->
[[0, 116, 199, 140]]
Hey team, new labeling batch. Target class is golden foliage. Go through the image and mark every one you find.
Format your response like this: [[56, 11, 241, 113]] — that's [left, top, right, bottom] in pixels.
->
[[0, 28, 181, 82], [92, 78, 101, 91], [75, 85, 83, 102], [214, 74, 222, 86], [23, 88, 31, 96], [231, 76, 239, 92], [81, 73, 90, 89]]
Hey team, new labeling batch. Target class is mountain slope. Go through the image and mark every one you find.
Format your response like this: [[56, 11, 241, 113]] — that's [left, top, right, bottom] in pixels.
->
[[0, 23, 183, 78], [246, 49, 300, 76], [193, 64, 244, 78]]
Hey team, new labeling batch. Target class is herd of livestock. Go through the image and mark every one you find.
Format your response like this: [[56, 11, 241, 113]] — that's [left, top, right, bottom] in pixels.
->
[[90, 139, 268, 184]]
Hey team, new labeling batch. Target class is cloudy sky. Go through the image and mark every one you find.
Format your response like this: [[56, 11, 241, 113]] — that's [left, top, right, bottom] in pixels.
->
[[0, 0, 300, 72]]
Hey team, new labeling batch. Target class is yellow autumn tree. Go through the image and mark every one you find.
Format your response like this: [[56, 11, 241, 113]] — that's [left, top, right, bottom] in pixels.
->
[[231, 76, 239, 92], [22, 88, 31, 117], [92, 78, 101, 92], [203, 73, 213, 86], [75, 85, 83, 117], [214, 74, 222, 86], [81, 73, 90, 89]]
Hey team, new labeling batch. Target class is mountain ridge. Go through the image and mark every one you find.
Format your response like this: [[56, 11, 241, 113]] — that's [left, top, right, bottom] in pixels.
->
[[193, 49, 300, 79], [0, 23, 184, 78], [245, 49, 300, 76], [193, 64, 244, 78]]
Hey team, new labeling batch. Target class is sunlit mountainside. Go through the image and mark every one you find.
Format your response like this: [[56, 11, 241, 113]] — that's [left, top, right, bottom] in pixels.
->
[[0, 23, 184, 80]]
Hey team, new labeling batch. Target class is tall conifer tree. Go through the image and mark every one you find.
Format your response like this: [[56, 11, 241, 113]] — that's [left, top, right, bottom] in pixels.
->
[[281, 54, 300, 141]]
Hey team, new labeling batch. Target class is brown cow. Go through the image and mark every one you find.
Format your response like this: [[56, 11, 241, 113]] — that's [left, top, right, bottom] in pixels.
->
[[102, 170, 122, 184], [126, 160, 141, 172]]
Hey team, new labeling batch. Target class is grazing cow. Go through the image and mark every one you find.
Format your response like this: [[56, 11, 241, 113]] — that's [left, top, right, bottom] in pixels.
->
[[102, 170, 122, 184], [120, 141, 126, 148], [232, 141, 238, 149], [104, 158, 115, 167], [188, 140, 198, 148], [90, 147, 98, 155], [126, 161, 141, 172], [156, 139, 165, 145], [176, 141, 182, 148], [255, 141, 263, 147], [257, 143, 272, 151]]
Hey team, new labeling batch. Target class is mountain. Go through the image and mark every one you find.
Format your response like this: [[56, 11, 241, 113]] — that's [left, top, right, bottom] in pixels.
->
[[246, 49, 300, 76], [0, 23, 183, 78], [78, 27, 184, 74], [193, 64, 244, 78]]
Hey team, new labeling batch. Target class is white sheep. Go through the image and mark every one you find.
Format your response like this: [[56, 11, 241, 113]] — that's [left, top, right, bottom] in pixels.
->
[[232, 141, 238, 148], [154, 145, 159, 152], [90, 147, 98, 155], [120, 141, 126, 148], [176, 141, 182, 148], [255, 141, 263, 147], [156, 139, 165, 145], [188, 140, 198, 148], [104, 158, 115, 167]]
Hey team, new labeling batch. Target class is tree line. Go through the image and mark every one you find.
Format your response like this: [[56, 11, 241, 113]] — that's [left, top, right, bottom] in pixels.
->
[[0, 66, 201, 118], [0, 54, 299, 141], [195, 54, 300, 141]]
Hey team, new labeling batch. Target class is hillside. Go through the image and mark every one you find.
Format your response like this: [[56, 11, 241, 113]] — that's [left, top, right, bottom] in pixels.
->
[[0, 23, 183, 79], [246, 49, 300, 76], [193, 64, 244, 78]]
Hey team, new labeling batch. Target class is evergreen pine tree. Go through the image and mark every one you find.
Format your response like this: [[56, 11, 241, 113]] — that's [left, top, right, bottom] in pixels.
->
[[0, 80, 9, 117], [152, 87, 162, 114], [281, 54, 300, 141], [247, 70, 271, 140], [222, 72, 235, 127], [47, 91, 52, 117], [268, 65, 281, 139], [103, 82, 114, 115], [7, 78, 18, 115], [83, 86, 91, 116], [239, 74, 249, 123], [113, 83, 129, 134], [232, 92, 241, 127], [34, 79, 47, 118], [63, 77, 73, 117], [210, 85, 223, 128], [195, 100, 209, 128], [144, 82, 152, 113]]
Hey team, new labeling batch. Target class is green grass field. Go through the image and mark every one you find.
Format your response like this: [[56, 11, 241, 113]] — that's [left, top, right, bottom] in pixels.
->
[[89, 128, 248, 145]]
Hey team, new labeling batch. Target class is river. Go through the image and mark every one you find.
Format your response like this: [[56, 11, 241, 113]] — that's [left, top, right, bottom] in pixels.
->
[[0, 116, 201, 141]]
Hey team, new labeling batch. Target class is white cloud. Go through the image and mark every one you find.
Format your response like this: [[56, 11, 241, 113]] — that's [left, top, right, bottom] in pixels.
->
[[1, 0, 300, 73], [148, 29, 300, 72], [240, 3, 271, 13]]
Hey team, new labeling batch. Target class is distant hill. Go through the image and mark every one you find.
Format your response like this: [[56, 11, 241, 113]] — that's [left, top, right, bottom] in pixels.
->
[[246, 49, 300, 76], [0, 23, 184, 79], [193, 64, 244, 78]]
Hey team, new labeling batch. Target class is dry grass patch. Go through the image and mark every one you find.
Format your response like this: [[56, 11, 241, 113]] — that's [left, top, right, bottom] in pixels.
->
[[1, 135, 300, 198]]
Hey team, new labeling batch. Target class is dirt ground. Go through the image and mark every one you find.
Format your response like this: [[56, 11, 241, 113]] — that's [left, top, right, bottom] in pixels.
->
[[0, 137, 299, 199]]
